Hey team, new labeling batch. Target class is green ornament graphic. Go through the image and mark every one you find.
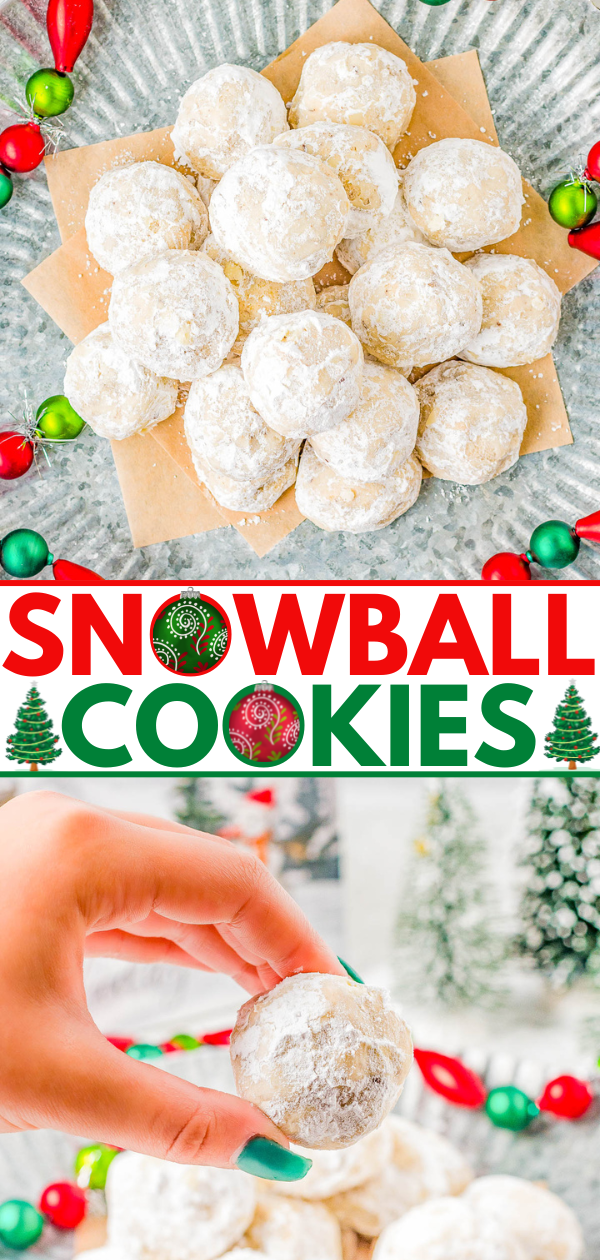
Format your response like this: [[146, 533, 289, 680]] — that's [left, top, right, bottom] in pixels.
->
[[36, 393, 85, 441], [527, 519, 580, 568], [74, 1143, 119, 1190], [485, 1085, 540, 1131], [0, 1201, 44, 1250], [126, 1043, 164, 1061], [151, 588, 230, 676], [26, 68, 74, 117], [548, 178, 597, 230], [0, 165, 13, 209], [0, 528, 52, 577]]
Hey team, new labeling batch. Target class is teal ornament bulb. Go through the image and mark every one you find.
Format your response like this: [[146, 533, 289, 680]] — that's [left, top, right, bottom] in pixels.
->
[[0, 1200, 44, 1250], [0, 529, 52, 577], [485, 1085, 540, 1130], [25, 69, 74, 117], [419, 0, 453, 5], [527, 520, 580, 569], [126, 1043, 164, 1061], [0, 164, 13, 209]]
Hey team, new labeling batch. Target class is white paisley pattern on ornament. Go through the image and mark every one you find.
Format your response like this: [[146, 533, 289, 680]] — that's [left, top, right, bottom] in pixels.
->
[[167, 599, 209, 640], [210, 627, 228, 659], [152, 639, 179, 668], [240, 693, 285, 738]]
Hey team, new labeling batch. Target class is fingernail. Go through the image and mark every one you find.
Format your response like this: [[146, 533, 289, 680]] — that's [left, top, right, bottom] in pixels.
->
[[236, 1136, 312, 1181], [338, 956, 364, 984]]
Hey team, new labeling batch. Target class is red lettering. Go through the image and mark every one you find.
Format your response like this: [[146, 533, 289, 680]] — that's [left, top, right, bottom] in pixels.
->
[[349, 594, 407, 674], [408, 594, 488, 676], [493, 594, 539, 674], [234, 593, 344, 674], [72, 594, 142, 675], [3, 593, 63, 676], [548, 593, 594, 675]]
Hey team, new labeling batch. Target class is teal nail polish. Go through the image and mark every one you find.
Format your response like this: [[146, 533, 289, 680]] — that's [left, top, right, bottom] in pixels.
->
[[338, 956, 364, 984], [236, 1137, 312, 1181]]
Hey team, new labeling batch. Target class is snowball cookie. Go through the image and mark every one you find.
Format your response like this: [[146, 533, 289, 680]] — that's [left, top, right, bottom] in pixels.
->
[[289, 42, 416, 152], [458, 254, 562, 368], [337, 177, 425, 275], [244, 1189, 343, 1260], [241, 310, 363, 440], [84, 161, 208, 276], [184, 364, 299, 482], [403, 138, 524, 252], [194, 451, 298, 512], [372, 1196, 526, 1260], [267, 1126, 394, 1200], [203, 234, 316, 357], [326, 1116, 473, 1238], [311, 362, 419, 482], [106, 1152, 256, 1260], [348, 242, 482, 371], [172, 65, 288, 179], [297, 444, 421, 532], [464, 1176, 584, 1260], [275, 122, 398, 238], [316, 284, 352, 327], [231, 972, 412, 1150], [209, 146, 349, 283], [415, 360, 527, 484], [108, 251, 238, 380], [63, 323, 177, 441]]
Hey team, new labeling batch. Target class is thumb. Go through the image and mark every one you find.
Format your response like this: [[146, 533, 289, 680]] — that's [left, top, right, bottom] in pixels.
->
[[17, 1017, 312, 1181]]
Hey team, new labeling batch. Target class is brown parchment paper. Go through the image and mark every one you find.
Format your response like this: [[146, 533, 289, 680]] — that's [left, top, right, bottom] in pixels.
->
[[25, 0, 589, 554]]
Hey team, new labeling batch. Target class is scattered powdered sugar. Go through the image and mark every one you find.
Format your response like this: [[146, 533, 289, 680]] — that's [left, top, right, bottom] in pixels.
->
[[275, 121, 398, 237], [172, 64, 288, 179], [402, 138, 524, 252], [296, 444, 422, 533], [85, 161, 208, 276], [458, 253, 561, 367], [63, 322, 178, 440], [289, 42, 416, 152], [415, 359, 527, 485]]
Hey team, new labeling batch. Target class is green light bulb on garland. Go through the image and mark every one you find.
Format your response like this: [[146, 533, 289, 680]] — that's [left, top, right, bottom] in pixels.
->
[[0, 164, 13, 209], [0, 529, 53, 577], [25, 68, 74, 117], [170, 1033, 201, 1050], [548, 178, 597, 230], [74, 1144, 119, 1191], [485, 1085, 540, 1130], [126, 1043, 164, 1061], [0, 1200, 44, 1250], [36, 393, 85, 441], [418, 0, 452, 5], [526, 520, 581, 569]]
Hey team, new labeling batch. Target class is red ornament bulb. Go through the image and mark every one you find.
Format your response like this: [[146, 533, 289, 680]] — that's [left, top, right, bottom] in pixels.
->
[[0, 431, 34, 480], [52, 558, 103, 581], [200, 1028, 232, 1046], [481, 552, 532, 581], [0, 123, 45, 172], [538, 1074, 593, 1119], [585, 141, 600, 183], [39, 1182, 87, 1229], [47, 0, 94, 72], [106, 1035, 133, 1052], [575, 509, 600, 543], [569, 221, 600, 261], [414, 1048, 487, 1108]]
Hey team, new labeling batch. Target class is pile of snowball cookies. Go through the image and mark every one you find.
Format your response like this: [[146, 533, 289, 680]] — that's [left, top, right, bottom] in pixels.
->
[[64, 44, 563, 533], [84, 974, 584, 1260]]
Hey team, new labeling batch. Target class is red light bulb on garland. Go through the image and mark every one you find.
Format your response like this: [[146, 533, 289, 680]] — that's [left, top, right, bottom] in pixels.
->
[[39, 1182, 87, 1229], [584, 141, 600, 183], [569, 221, 600, 260], [47, 0, 94, 73], [481, 552, 532, 581], [538, 1074, 594, 1119], [200, 1028, 232, 1046], [0, 123, 45, 173], [0, 431, 34, 480], [52, 558, 104, 581], [105, 1036, 133, 1052], [413, 1048, 487, 1108]]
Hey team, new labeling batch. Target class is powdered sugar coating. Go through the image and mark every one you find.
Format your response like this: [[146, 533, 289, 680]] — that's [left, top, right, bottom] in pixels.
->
[[316, 284, 352, 326], [243, 1189, 343, 1260], [106, 1152, 256, 1260], [464, 1176, 583, 1260], [326, 1116, 473, 1237], [267, 1126, 394, 1200], [184, 363, 299, 482], [296, 444, 422, 532], [458, 254, 561, 367], [415, 360, 527, 484], [196, 174, 219, 207], [241, 310, 363, 439], [403, 138, 524, 252], [203, 234, 316, 358], [289, 42, 416, 151], [63, 323, 177, 440], [85, 162, 208, 276], [231, 972, 412, 1149], [311, 361, 419, 482], [348, 242, 482, 370], [172, 64, 288, 179], [209, 146, 349, 282], [275, 122, 398, 237], [193, 450, 298, 511], [373, 1196, 527, 1260], [108, 250, 238, 380], [337, 178, 425, 275]]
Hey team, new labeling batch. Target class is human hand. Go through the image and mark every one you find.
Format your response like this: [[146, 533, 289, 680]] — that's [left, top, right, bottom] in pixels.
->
[[0, 791, 345, 1178]]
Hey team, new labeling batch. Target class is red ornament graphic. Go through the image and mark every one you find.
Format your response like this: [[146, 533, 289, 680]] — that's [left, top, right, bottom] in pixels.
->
[[538, 1074, 594, 1120], [414, 1048, 487, 1108], [226, 681, 303, 765]]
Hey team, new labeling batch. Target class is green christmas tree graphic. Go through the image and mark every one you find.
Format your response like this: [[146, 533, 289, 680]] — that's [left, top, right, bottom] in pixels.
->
[[6, 684, 62, 771], [544, 683, 598, 769]]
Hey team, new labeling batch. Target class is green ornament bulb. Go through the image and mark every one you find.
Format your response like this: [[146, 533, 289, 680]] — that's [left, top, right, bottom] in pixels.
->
[[36, 394, 85, 441], [170, 1033, 201, 1050], [527, 520, 580, 569], [418, 0, 453, 5], [126, 1043, 164, 1061], [548, 179, 597, 230], [0, 1200, 44, 1250], [0, 164, 13, 210], [25, 69, 74, 118], [485, 1085, 540, 1131], [74, 1143, 119, 1190], [0, 529, 52, 578]]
